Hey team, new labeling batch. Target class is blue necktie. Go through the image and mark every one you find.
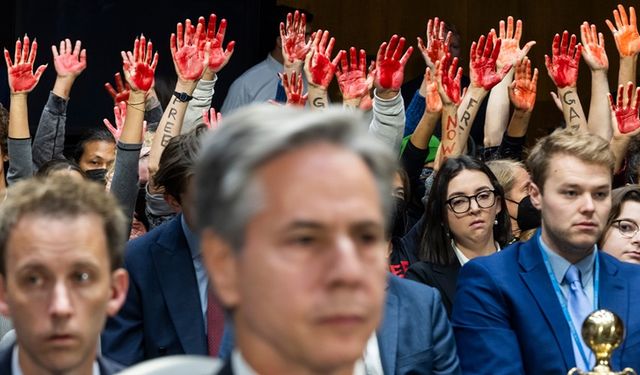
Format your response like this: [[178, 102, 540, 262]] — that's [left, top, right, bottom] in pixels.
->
[[564, 265, 594, 370]]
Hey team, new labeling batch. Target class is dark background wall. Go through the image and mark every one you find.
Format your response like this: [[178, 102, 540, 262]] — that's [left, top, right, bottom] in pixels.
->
[[0, 0, 635, 148]]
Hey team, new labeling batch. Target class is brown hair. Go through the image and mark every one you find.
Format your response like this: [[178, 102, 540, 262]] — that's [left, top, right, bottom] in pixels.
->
[[600, 185, 640, 246]]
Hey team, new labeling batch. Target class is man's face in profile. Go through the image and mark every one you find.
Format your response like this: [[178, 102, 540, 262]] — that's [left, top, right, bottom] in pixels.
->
[[205, 142, 388, 373], [0, 214, 127, 374]]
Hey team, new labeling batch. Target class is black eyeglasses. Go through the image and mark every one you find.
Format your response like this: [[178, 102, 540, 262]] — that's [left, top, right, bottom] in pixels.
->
[[446, 190, 497, 214], [612, 219, 639, 239]]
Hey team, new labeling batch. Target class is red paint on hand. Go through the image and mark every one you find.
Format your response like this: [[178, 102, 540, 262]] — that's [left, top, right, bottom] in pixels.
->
[[436, 54, 463, 105], [122, 35, 158, 92], [104, 72, 131, 104], [605, 5, 640, 57], [103, 101, 127, 141], [469, 33, 510, 90], [336, 48, 372, 101], [580, 22, 608, 70], [509, 57, 538, 112], [197, 15, 235, 73], [418, 17, 450, 68], [52, 39, 86, 77], [610, 82, 640, 134], [375, 35, 413, 90], [545, 31, 581, 88], [202, 107, 222, 129], [4, 35, 47, 93], [424, 67, 442, 113], [170, 20, 208, 81], [305, 31, 341, 88], [280, 11, 310, 63], [280, 72, 307, 106]]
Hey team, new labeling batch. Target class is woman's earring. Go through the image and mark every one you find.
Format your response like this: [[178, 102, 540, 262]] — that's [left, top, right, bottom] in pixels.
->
[[494, 219, 498, 225]]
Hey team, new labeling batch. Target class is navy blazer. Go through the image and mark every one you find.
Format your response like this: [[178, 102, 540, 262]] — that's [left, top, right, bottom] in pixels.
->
[[0, 344, 123, 374], [102, 215, 215, 365], [452, 234, 640, 374]]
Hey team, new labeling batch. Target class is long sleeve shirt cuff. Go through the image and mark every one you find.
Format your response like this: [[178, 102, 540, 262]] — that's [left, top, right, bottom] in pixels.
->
[[46, 91, 69, 115]]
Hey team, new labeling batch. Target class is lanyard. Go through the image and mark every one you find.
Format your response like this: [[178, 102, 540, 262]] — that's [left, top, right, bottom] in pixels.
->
[[537, 231, 599, 369]]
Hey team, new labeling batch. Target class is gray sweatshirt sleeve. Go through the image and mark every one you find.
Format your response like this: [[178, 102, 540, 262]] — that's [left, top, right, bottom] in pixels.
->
[[144, 95, 163, 133], [181, 76, 217, 134], [32, 91, 68, 170], [7, 138, 34, 185], [110, 141, 142, 231], [368, 89, 405, 154]]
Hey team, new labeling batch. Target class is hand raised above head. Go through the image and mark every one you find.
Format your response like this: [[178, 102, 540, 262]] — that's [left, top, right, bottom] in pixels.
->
[[544, 31, 582, 89], [580, 22, 608, 71], [197, 14, 235, 74], [417, 17, 450, 69], [508, 57, 538, 112], [435, 53, 463, 105], [469, 32, 511, 91], [280, 72, 308, 106], [493, 16, 535, 71], [121, 34, 158, 92], [170, 19, 209, 81], [104, 72, 131, 104], [374, 34, 413, 91], [304, 30, 343, 89], [609, 82, 640, 136], [605, 4, 640, 57], [52, 38, 86, 78], [202, 107, 222, 130], [4, 35, 48, 93], [336, 47, 373, 101], [280, 10, 312, 64]]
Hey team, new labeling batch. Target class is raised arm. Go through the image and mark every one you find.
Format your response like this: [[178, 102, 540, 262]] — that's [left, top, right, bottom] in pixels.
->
[[484, 17, 535, 147], [434, 54, 463, 167], [605, 5, 640, 89], [503, 57, 538, 160], [545, 31, 587, 132], [280, 10, 311, 78], [608, 82, 640, 173], [370, 34, 413, 152], [4, 35, 47, 184], [581, 22, 611, 140], [279, 72, 308, 106], [148, 19, 209, 178], [336, 47, 374, 109], [32, 38, 86, 169], [303, 30, 342, 110]]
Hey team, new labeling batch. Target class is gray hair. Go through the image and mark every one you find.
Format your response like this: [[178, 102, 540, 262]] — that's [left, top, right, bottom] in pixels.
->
[[195, 104, 397, 250]]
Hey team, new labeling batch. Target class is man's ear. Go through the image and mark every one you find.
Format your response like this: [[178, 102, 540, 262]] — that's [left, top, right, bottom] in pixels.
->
[[0, 276, 10, 317], [201, 229, 240, 309], [106, 269, 129, 317], [529, 182, 543, 210]]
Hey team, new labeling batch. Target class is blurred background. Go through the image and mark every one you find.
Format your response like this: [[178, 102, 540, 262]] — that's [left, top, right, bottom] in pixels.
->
[[0, 0, 634, 148]]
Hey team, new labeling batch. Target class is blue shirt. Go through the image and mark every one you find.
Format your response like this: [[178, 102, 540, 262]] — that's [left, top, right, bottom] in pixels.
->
[[180, 215, 209, 332]]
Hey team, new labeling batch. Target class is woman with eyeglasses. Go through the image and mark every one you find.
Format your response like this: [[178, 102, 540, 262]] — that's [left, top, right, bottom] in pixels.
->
[[600, 185, 640, 264], [406, 156, 512, 316]]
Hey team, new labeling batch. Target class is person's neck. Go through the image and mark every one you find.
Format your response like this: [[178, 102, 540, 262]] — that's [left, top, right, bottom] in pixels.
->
[[455, 234, 497, 260], [540, 228, 594, 264], [509, 217, 521, 238], [18, 345, 96, 375], [270, 48, 284, 65]]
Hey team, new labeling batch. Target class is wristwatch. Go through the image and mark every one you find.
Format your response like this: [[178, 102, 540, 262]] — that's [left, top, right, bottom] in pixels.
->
[[173, 91, 193, 102]]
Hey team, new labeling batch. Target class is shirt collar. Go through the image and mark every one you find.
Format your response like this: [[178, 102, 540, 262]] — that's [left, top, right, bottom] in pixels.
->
[[12, 345, 100, 375], [538, 234, 597, 285], [180, 214, 201, 259], [452, 240, 501, 266], [231, 349, 365, 375], [266, 53, 284, 73]]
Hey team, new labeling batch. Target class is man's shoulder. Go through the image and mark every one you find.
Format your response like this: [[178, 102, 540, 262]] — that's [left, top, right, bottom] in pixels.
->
[[126, 217, 182, 255], [98, 356, 126, 375], [467, 239, 530, 269], [388, 274, 438, 298], [232, 58, 276, 84], [0, 346, 11, 375]]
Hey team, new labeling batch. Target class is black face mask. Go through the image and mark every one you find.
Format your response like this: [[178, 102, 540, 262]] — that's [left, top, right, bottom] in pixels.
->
[[390, 197, 408, 239], [507, 195, 541, 232], [85, 168, 108, 184]]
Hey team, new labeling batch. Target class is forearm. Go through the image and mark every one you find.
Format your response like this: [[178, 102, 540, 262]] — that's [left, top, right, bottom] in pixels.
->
[[455, 87, 488, 155], [32, 91, 68, 169], [51, 76, 76, 101], [558, 86, 588, 132], [9, 94, 30, 139], [404, 90, 427, 137], [618, 55, 637, 88], [483, 72, 513, 147], [110, 141, 143, 232], [439, 104, 459, 161], [144, 90, 163, 133], [587, 70, 612, 140], [148, 80, 196, 176], [368, 89, 405, 153], [307, 85, 329, 110], [506, 109, 531, 138], [183, 76, 217, 134], [610, 138, 630, 173], [120, 91, 146, 144], [410, 112, 439, 149]]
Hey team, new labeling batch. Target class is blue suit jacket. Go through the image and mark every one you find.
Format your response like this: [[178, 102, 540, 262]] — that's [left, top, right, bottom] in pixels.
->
[[452, 234, 640, 374], [0, 344, 123, 374], [102, 215, 231, 365]]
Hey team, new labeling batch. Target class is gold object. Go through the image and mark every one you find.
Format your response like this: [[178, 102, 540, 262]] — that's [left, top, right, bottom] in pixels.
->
[[568, 309, 636, 375]]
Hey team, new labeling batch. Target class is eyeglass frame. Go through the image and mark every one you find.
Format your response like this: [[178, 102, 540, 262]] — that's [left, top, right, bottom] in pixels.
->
[[446, 189, 498, 214], [611, 219, 640, 239]]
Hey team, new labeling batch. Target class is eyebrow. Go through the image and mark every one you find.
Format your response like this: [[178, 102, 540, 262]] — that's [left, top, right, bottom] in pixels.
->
[[284, 220, 384, 231], [448, 185, 493, 198], [559, 183, 610, 190]]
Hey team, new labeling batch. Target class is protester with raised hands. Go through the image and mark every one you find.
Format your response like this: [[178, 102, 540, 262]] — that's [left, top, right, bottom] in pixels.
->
[[278, 71, 307, 106], [580, 22, 611, 140], [435, 53, 463, 166], [336, 47, 374, 109], [608, 82, 640, 175], [4, 34, 48, 184], [303, 29, 342, 110], [606, 5, 640, 89], [503, 57, 538, 160]]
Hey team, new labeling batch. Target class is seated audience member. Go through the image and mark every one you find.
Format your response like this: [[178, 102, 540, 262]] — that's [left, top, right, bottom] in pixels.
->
[[0, 176, 129, 375], [452, 129, 640, 374], [196, 105, 460, 375], [405, 156, 511, 315], [600, 185, 640, 264], [73, 129, 116, 183], [102, 126, 230, 365], [487, 159, 540, 240], [221, 6, 313, 114], [35, 158, 86, 180]]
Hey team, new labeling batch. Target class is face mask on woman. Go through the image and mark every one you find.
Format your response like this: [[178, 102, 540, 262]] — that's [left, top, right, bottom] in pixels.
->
[[507, 195, 541, 232]]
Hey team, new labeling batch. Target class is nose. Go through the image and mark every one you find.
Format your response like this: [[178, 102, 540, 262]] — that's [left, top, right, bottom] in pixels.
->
[[580, 193, 596, 213], [326, 234, 367, 287], [49, 281, 73, 318]]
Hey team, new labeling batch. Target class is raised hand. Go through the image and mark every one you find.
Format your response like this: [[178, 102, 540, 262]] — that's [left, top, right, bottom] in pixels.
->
[[52, 39, 86, 78], [545, 31, 582, 88], [435, 54, 463, 105], [605, 5, 640, 56], [4, 35, 48, 93], [609, 82, 640, 135], [424, 67, 443, 113], [469, 33, 511, 90], [121, 35, 158, 92], [336, 47, 373, 101], [375, 35, 413, 91], [280, 72, 307, 106], [417, 17, 450, 69], [103, 101, 127, 140], [104, 72, 131, 104], [580, 22, 608, 71], [198, 14, 235, 73], [494, 16, 535, 70], [304, 30, 343, 88], [508, 57, 538, 112], [170, 19, 209, 81], [280, 10, 311, 64], [202, 107, 222, 130]]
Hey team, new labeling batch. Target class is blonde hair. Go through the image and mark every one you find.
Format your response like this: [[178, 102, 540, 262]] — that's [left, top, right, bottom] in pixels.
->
[[487, 159, 526, 195], [526, 129, 614, 192]]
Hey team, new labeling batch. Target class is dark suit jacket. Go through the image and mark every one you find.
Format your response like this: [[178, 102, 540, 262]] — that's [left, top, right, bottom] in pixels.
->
[[214, 276, 460, 375], [0, 344, 123, 374], [405, 261, 460, 317], [452, 232, 640, 374], [102, 215, 219, 365]]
